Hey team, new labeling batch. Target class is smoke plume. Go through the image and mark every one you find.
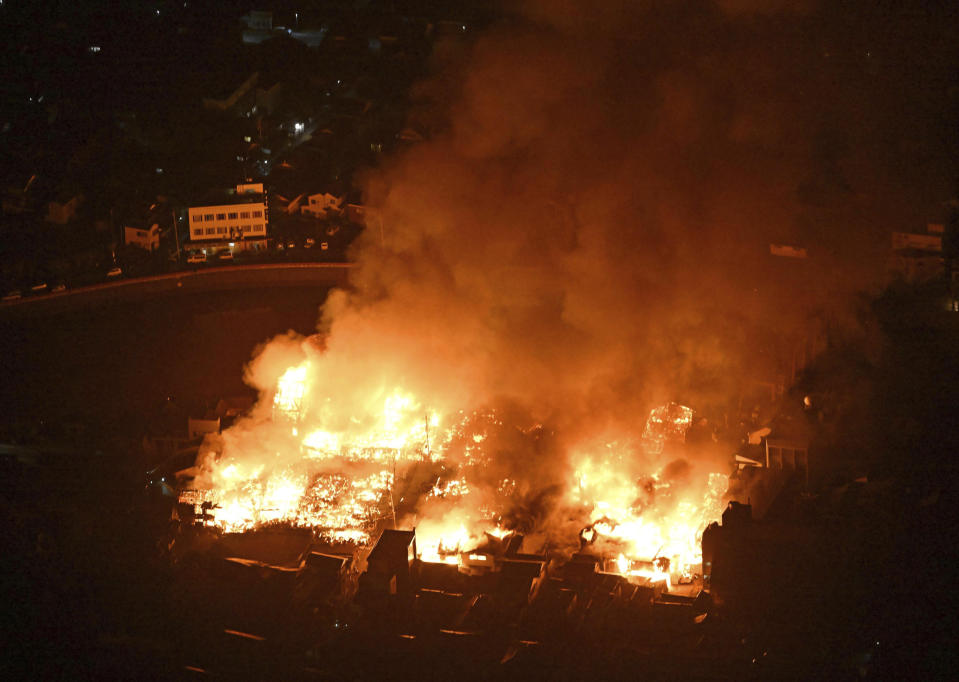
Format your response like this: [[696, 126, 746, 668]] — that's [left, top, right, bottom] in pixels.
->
[[197, 1, 955, 547]]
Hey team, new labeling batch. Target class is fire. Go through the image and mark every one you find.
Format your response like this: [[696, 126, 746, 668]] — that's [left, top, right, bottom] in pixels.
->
[[273, 365, 308, 420], [417, 520, 471, 564], [185, 357, 728, 586], [572, 427, 729, 583]]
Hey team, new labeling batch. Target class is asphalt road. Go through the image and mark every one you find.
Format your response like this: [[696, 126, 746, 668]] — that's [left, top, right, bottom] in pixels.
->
[[0, 262, 353, 317], [0, 265, 349, 434]]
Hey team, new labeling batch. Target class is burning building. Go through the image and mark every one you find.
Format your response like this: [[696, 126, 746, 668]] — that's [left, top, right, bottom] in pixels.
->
[[177, 346, 729, 595]]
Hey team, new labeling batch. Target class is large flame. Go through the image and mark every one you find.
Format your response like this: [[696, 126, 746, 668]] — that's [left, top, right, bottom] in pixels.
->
[[186, 356, 727, 583]]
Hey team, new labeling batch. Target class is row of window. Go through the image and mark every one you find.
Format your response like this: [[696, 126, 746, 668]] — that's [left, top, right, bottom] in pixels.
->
[[191, 210, 263, 222], [192, 224, 265, 237]]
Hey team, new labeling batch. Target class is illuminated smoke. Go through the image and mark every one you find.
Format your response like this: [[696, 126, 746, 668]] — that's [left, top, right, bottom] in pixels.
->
[[188, 1, 941, 571]]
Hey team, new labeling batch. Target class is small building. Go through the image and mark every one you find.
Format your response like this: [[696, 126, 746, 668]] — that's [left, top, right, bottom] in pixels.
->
[[765, 437, 809, 484], [124, 223, 160, 251], [298, 551, 353, 608], [301, 192, 344, 219], [363, 529, 416, 596], [498, 558, 547, 605], [236, 182, 264, 195]]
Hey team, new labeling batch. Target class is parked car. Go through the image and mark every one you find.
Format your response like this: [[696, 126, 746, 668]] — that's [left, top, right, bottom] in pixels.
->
[[30, 282, 48, 293], [320, 242, 329, 250], [187, 253, 207, 264], [287, 240, 296, 249], [218, 251, 234, 261], [106, 266, 123, 278], [2, 290, 22, 302], [304, 237, 315, 249]]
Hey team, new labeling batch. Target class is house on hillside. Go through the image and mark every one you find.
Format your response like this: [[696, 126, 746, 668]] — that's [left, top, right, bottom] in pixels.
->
[[124, 223, 160, 251], [301, 192, 344, 218]]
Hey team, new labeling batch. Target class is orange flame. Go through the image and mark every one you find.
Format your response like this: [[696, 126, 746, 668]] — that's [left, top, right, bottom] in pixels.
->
[[187, 361, 727, 582]]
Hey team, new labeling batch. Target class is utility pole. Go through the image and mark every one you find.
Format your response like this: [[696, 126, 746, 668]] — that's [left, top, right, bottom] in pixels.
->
[[390, 454, 397, 529], [110, 207, 117, 263], [172, 209, 181, 262], [424, 413, 430, 458]]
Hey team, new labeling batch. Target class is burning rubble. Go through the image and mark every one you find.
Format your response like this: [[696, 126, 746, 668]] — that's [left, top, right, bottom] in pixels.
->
[[177, 340, 729, 591]]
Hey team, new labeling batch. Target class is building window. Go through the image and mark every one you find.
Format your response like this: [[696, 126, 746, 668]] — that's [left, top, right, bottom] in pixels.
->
[[240, 211, 250, 219], [206, 228, 216, 235], [192, 214, 202, 223], [252, 210, 263, 218], [204, 214, 214, 221], [253, 224, 264, 232], [242, 225, 251, 233], [217, 227, 227, 234], [216, 213, 226, 220], [192, 229, 203, 238], [228, 212, 238, 220]]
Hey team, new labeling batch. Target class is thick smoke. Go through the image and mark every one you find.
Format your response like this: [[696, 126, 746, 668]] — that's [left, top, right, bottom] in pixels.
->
[[321, 1, 845, 428], [202, 1, 950, 543]]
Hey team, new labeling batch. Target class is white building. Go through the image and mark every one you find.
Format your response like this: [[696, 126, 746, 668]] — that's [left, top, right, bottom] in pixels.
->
[[236, 182, 264, 195], [301, 192, 344, 218], [124, 223, 160, 251], [187, 186, 268, 245], [188, 203, 267, 241]]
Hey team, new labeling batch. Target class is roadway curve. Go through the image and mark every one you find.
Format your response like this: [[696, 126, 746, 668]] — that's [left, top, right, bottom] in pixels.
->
[[0, 262, 354, 317]]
